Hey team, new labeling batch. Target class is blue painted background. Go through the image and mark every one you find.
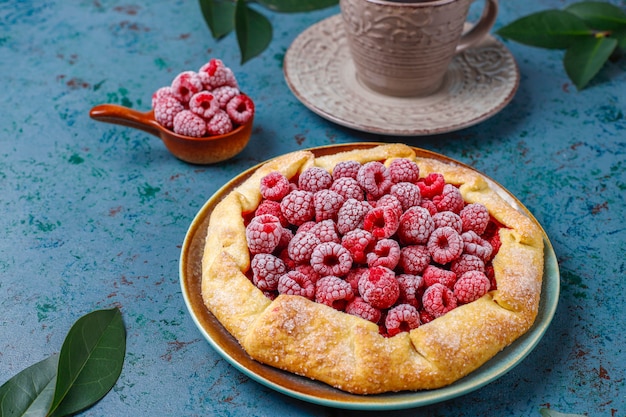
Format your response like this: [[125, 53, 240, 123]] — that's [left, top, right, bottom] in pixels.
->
[[1, 1, 624, 416]]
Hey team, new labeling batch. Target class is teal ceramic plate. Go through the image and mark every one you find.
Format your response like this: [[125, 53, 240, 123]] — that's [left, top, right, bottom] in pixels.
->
[[180, 143, 560, 410]]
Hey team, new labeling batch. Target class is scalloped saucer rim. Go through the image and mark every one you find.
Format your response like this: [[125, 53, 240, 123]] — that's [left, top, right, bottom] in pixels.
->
[[284, 15, 520, 136]]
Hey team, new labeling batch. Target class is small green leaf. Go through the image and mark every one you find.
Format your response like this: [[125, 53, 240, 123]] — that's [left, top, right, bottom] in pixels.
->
[[565, 1, 626, 31], [0, 354, 57, 417], [564, 34, 618, 89], [199, 0, 236, 39], [255, 0, 338, 13], [235, 0, 273, 64], [47, 308, 126, 417], [540, 408, 589, 417], [497, 10, 594, 49]]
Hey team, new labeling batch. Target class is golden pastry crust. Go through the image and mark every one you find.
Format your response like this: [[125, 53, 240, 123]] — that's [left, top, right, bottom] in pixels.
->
[[201, 144, 544, 394]]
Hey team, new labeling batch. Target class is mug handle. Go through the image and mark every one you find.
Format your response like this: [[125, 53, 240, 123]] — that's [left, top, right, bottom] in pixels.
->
[[456, 0, 499, 53]]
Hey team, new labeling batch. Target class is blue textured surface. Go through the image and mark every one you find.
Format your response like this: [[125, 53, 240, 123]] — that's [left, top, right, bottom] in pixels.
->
[[1, 1, 624, 416]]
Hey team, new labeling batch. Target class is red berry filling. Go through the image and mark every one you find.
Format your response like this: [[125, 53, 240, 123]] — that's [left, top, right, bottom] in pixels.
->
[[358, 266, 400, 310], [243, 158, 504, 336], [315, 275, 354, 310], [260, 172, 290, 202], [385, 304, 421, 337]]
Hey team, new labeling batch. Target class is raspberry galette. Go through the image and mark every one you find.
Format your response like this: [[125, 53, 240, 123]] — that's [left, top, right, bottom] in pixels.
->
[[201, 144, 544, 394]]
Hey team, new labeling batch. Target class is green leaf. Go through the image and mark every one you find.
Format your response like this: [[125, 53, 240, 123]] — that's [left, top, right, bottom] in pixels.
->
[[564, 33, 618, 89], [613, 26, 626, 49], [47, 308, 126, 417], [255, 0, 338, 13], [0, 355, 58, 417], [539, 408, 589, 417], [497, 10, 594, 49], [565, 1, 626, 31], [235, 0, 273, 64], [199, 0, 236, 39]]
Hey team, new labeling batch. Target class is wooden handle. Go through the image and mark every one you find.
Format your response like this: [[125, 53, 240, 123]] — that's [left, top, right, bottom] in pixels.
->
[[89, 104, 162, 137]]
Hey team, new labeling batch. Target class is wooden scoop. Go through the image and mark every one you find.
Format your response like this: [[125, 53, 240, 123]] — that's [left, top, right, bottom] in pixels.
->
[[89, 104, 253, 165]]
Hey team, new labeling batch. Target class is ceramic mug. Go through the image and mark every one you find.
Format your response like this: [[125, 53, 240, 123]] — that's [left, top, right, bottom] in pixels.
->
[[340, 0, 499, 97]]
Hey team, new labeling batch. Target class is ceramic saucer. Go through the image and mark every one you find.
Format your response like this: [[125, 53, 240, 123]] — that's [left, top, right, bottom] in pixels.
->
[[284, 15, 520, 136]]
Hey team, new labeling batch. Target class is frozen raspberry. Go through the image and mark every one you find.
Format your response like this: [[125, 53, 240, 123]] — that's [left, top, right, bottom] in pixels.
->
[[427, 226, 464, 264], [189, 91, 219, 120], [263, 290, 278, 300], [485, 264, 497, 290], [385, 304, 420, 336], [287, 232, 320, 263], [374, 194, 403, 217], [363, 206, 400, 239], [398, 245, 430, 275], [251, 253, 286, 291], [419, 310, 435, 324], [482, 220, 502, 254], [310, 242, 353, 277], [276, 227, 293, 251], [423, 265, 457, 288], [315, 276, 354, 310], [226, 93, 254, 125], [358, 266, 399, 309], [454, 270, 491, 304], [280, 189, 315, 226], [422, 283, 457, 318], [294, 264, 321, 285], [417, 173, 445, 199], [298, 167, 333, 193], [260, 171, 290, 201], [332, 160, 361, 180], [308, 219, 340, 244], [171, 71, 203, 103], [245, 214, 282, 255], [151, 86, 175, 107], [211, 85, 240, 108], [357, 161, 392, 199], [432, 211, 463, 233], [390, 182, 421, 211], [345, 267, 368, 293], [450, 253, 485, 277], [396, 274, 425, 309], [341, 228, 375, 264], [296, 221, 316, 235], [313, 189, 344, 222], [461, 230, 493, 261], [487, 229, 501, 257], [397, 206, 435, 245], [154, 95, 185, 130], [388, 158, 420, 184], [433, 184, 465, 214], [367, 238, 400, 269], [278, 270, 315, 300], [198, 58, 238, 89], [330, 177, 364, 201], [337, 199, 372, 235], [255, 200, 288, 227], [420, 199, 438, 216], [173, 110, 207, 137], [206, 110, 233, 135], [460, 203, 490, 235], [277, 247, 297, 270], [345, 297, 382, 323]]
